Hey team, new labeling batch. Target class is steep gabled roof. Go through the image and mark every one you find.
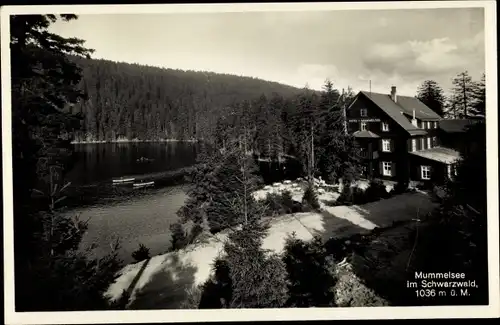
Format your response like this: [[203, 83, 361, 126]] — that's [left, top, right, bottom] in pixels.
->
[[439, 119, 479, 133], [396, 96, 442, 120], [357, 91, 428, 136]]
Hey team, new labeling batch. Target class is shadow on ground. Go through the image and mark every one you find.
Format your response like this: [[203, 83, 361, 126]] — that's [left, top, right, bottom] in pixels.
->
[[127, 252, 198, 309], [311, 192, 445, 306]]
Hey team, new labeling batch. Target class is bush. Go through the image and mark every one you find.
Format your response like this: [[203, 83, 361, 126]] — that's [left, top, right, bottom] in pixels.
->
[[365, 180, 390, 201], [336, 180, 392, 206], [264, 190, 297, 216], [264, 193, 286, 215], [336, 185, 364, 206], [280, 190, 296, 212], [283, 235, 336, 307], [131, 243, 150, 262], [391, 181, 409, 195], [170, 221, 204, 251], [302, 183, 320, 211]]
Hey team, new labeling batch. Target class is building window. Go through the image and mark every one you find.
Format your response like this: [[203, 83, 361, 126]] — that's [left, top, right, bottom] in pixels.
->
[[427, 121, 432, 129], [411, 138, 417, 152], [447, 164, 452, 179], [360, 109, 367, 117], [427, 137, 432, 148], [434, 121, 438, 129], [360, 122, 367, 131], [382, 162, 392, 176], [382, 139, 391, 152], [381, 122, 389, 131], [421, 166, 431, 180], [420, 138, 425, 149], [432, 136, 437, 146]]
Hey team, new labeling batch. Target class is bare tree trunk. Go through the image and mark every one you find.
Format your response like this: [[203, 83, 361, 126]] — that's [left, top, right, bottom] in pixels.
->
[[462, 74, 468, 118], [310, 122, 314, 183]]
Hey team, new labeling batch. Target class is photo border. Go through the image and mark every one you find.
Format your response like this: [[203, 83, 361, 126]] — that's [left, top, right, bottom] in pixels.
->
[[2, 1, 498, 323]]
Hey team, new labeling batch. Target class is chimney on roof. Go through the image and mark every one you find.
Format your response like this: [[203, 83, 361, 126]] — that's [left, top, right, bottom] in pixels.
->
[[391, 86, 397, 103], [411, 109, 418, 127]]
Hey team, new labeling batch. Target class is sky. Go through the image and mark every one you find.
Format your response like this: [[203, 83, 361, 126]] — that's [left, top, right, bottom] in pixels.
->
[[48, 7, 485, 96]]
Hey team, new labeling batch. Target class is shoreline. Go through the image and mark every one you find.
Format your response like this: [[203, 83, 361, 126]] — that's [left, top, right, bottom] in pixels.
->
[[71, 139, 200, 144]]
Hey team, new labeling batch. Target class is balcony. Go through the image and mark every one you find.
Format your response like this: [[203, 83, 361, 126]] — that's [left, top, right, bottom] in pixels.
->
[[359, 150, 379, 160]]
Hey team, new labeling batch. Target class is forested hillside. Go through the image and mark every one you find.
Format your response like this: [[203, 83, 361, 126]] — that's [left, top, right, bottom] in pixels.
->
[[69, 57, 307, 142]]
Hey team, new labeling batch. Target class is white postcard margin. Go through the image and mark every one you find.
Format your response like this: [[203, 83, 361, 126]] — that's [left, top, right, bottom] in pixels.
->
[[1, 1, 498, 324]]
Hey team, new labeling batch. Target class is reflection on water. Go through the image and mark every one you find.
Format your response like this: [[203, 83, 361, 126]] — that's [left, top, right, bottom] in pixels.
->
[[64, 142, 199, 263], [70, 185, 188, 265], [67, 142, 199, 186]]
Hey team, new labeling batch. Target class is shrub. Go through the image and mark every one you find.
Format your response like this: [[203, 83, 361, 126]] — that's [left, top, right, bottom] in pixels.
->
[[280, 190, 295, 213], [392, 181, 409, 195], [188, 223, 204, 243], [302, 183, 320, 210], [131, 243, 150, 262], [336, 184, 365, 206], [170, 222, 188, 250], [264, 190, 297, 216], [365, 180, 390, 201], [283, 235, 336, 307], [264, 193, 286, 215]]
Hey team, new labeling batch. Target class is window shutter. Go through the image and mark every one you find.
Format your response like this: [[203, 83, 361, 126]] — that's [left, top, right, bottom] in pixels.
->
[[379, 161, 383, 176], [390, 139, 395, 152], [392, 162, 396, 177]]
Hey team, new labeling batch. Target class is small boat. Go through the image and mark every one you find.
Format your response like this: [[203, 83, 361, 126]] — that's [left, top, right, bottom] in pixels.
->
[[136, 157, 154, 163], [133, 181, 155, 189], [112, 177, 135, 184]]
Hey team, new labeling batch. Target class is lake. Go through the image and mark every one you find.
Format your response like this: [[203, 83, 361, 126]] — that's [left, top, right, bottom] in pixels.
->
[[64, 142, 199, 264], [67, 141, 199, 186]]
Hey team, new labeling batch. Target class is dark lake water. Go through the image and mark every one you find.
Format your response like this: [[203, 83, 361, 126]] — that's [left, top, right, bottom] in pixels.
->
[[63, 142, 199, 264], [67, 142, 199, 186]]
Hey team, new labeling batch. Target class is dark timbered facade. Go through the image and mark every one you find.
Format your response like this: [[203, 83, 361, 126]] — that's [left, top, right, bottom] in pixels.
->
[[346, 86, 461, 185]]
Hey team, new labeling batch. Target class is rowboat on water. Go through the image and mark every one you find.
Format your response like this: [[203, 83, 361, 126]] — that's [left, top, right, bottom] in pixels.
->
[[112, 177, 135, 184], [133, 181, 155, 188]]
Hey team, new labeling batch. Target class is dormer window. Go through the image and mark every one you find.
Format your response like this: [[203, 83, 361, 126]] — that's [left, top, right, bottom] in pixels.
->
[[360, 122, 367, 131], [360, 109, 367, 117], [381, 122, 389, 132]]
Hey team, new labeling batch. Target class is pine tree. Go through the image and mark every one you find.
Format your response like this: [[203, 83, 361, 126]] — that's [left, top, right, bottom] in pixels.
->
[[289, 89, 324, 182], [416, 80, 446, 117], [316, 81, 362, 184], [10, 14, 123, 311], [471, 73, 486, 117], [449, 71, 477, 119]]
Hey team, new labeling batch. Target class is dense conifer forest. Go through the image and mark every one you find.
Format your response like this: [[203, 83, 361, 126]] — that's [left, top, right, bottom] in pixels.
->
[[69, 56, 309, 142]]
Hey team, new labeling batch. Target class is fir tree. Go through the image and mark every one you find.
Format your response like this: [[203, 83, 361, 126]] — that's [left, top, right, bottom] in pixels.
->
[[416, 80, 446, 117], [10, 14, 123, 311], [471, 73, 486, 117], [449, 71, 477, 118]]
